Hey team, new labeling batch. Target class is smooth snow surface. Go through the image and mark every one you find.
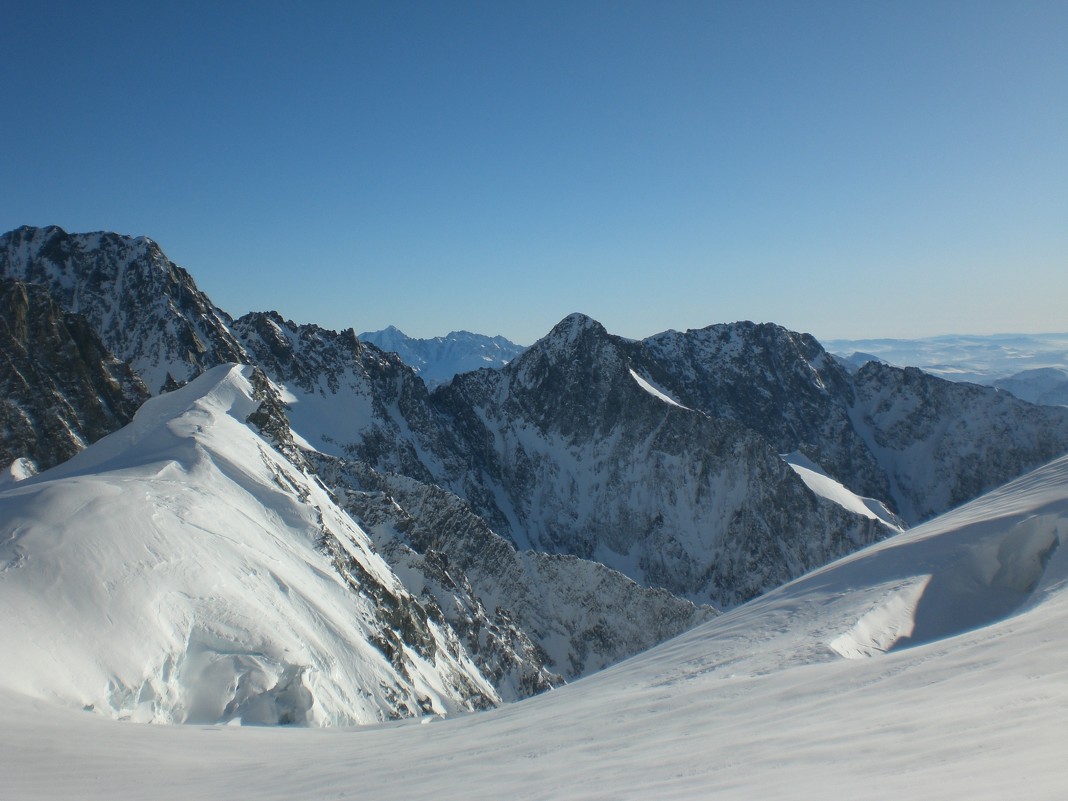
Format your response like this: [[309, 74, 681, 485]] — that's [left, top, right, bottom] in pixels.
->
[[783, 451, 903, 530], [5, 453, 1068, 798], [628, 367, 687, 408], [0, 365, 495, 726]]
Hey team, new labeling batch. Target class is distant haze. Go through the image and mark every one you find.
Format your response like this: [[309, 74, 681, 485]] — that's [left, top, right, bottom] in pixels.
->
[[826, 332, 1068, 381]]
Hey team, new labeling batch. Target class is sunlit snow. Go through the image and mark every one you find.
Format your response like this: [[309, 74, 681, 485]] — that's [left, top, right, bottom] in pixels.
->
[[628, 368, 687, 408], [0, 365, 495, 726], [783, 451, 903, 530], [4, 439, 1068, 797]]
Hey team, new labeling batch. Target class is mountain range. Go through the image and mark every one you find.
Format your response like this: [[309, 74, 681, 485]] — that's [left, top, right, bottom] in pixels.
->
[[356, 327, 1068, 407], [3, 224, 1068, 735], [358, 325, 526, 388]]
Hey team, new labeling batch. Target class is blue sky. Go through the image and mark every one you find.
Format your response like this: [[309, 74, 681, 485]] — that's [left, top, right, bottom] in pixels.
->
[[3, 1, 1065, 345]]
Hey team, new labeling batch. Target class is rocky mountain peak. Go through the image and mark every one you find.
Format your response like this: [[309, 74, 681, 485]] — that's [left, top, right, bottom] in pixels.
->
[[494, 314, 656, 441], [233, 311, 372, 394], [640, 319, 889, 502], [0, 226, 246, 393], [544, 312, 609, 345], [512, 313, 622, 379]]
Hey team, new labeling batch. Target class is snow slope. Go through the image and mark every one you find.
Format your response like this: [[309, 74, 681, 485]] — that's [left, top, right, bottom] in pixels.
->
[[0, 364, 496, 726], [5, 453, 1068, 798], [782, 451, 904, 530]]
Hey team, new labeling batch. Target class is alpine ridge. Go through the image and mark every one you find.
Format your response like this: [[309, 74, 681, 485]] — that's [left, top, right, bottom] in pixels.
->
[[0, 365, 497, 724], [3, 225, 1068, 722]]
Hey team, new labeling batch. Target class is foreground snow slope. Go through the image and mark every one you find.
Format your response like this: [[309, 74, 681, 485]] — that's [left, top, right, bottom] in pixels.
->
[[0, 364, 495, 725], [5, 454, 1068, 799]]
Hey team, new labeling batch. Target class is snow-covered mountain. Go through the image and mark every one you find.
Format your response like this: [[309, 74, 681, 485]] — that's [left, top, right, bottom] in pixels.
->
[[6, 227, 1067, 598], [425, 313, 1066, 605], [0, 364, 497, 725], [993, 367, 1068, 407], [359, 325, 526, 387], [642, 321, 891, 502], [0, 229, 714, 696], [233, 316, 717, 683], [851, 361, 1068, 522], [430, 313, 896, 605], [0, 225, 247, 392], [230, 310, 468, 482], [5, 451, 1068, 799], [5, 224, 1068, 713], [634, 321, 1068, 525]]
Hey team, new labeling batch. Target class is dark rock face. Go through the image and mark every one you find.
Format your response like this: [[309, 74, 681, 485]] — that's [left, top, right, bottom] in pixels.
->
[[429, 314, 893, 606], [315, 524, 495, 714], [245, 365, 306, 467], [0, 278, 148, 471], [641, 322, 891, 504], [851, 362, 1068, 522], [309, 454, 712, 687], [0, 225, 246, 393], [313, 458, 564, 698]]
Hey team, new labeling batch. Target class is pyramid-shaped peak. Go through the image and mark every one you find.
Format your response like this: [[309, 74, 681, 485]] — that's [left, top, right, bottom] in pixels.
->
[[545, 312, 609, 343]]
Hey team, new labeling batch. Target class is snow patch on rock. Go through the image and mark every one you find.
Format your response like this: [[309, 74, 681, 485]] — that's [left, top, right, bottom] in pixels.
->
[[628, 368, 687, 408]]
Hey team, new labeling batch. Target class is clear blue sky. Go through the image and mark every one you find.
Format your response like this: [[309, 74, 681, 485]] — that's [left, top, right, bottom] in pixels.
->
[[3, 0, 1065, 345]]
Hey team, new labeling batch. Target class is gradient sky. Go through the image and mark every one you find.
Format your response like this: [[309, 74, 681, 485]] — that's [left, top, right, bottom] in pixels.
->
[[3, 0, 1065, 345]]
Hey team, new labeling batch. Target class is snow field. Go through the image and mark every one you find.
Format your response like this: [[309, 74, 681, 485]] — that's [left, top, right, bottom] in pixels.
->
[[4, 450, 1068, 798], [0, 365, 495, 725]]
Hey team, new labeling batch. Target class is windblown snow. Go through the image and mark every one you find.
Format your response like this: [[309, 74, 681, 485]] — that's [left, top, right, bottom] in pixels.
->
[[0, 365, 495, 726], [4, 441, 1068, 797]]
